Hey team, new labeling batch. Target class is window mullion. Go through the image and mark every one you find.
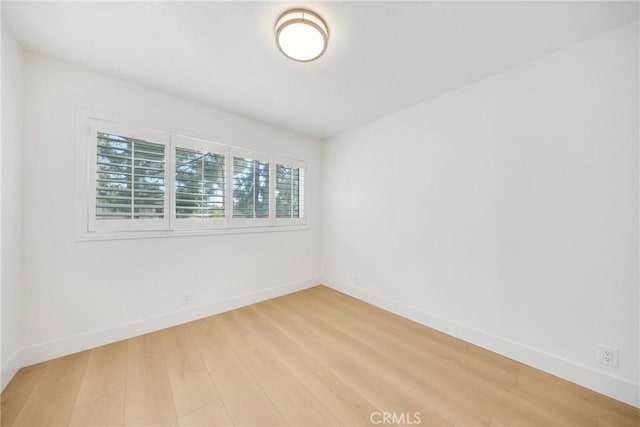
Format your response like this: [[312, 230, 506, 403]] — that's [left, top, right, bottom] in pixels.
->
[[225, 148, 231, 226], [167, 139, 175, 230], [200, 151, 204, 222], [131, 141, 135, 220], [252, 160, 257, 219]]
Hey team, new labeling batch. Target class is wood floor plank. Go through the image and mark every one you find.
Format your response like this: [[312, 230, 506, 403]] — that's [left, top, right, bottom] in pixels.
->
[[188, 318, 237, 373], [211, 311, 338, 425], [252, 299, 314, 341], [223, 318, 340, 426], [178, 399, 232, 426], [12, 351, 90, 426], [257, 298, 453, 426], [273, 294, 479, 425], [234, 305, 322, 380], [311, 286, 470, 349], [263, 379, 342, 426], [294, 288, 564, 426], [69, 390, 125, 426], [0, 362, 47, 426], [303, 367, 381, 426], [74, 340, 128, 407], [516, 367, 640, 427], [305, 287, 638, 426], [308, 286, 522, 388], [124, 332, 178, 426], [209, 358, 286, 426], [160, 323, 218, 418], [292, 289, 569, 426], [209, 310, 259, 355]]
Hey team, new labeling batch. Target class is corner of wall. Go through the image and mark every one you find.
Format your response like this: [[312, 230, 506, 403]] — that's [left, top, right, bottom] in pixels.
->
[[1, 350, 21, 390], [1, 21, 25, 392]]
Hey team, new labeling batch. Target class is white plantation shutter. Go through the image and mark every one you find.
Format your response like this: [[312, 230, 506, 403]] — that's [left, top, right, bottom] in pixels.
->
[[275, 159, 306, 225], [231, 148, 270, 226], [172, 135, 228, 229], [88, 120, 170, 232]]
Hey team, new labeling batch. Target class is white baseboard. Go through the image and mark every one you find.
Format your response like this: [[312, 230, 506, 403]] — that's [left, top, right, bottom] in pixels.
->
[[21, 278, 319, 367], [323, 279, 640, 408], [1, 350, 21, 391]]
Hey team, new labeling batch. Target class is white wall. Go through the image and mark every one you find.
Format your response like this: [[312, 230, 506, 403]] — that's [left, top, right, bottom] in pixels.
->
[[1, 24, 24, 389], [322, 22, 639, 406], [21, 54, 322, 364]]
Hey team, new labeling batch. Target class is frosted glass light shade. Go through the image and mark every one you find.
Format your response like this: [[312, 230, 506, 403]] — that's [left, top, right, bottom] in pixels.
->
[[275, 9, 328, 62]]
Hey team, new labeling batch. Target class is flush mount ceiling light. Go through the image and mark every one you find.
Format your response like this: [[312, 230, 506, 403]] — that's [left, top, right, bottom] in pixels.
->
[[275, 9, 328, 62]]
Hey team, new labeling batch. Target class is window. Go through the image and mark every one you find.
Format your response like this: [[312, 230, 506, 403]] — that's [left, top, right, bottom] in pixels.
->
[[232, 149, 270, 226], [88, 120, 170, 232], [82, 117, 306, 238], [172, 135, 227, 230], [276, 161, 305, 224]]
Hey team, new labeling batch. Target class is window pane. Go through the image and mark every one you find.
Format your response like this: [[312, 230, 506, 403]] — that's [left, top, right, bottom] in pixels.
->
[[175, 147, 225, 219], [95, 132, 165, 220], [233, 157, 269, 218], [276, 163, 304, 219]]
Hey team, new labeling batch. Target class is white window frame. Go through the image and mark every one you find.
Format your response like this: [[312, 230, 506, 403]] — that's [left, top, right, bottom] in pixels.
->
[[88, 119, 170, 233], [229, 147, 273, 228], [171, 135, 229, 231], [77, 112, 309, 241], [273, 157, 307, 226]]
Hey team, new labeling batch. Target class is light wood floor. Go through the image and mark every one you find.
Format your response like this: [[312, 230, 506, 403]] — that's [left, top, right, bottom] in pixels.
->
[[2, 286, 638, 426]]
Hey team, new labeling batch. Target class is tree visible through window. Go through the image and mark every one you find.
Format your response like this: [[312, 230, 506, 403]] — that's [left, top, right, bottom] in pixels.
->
[[276, 164, 304, 219], [175, 147, 225, 219], [95, 132, 165, 220], [86, 118, 306, 235], [232, 157, 270, 218]]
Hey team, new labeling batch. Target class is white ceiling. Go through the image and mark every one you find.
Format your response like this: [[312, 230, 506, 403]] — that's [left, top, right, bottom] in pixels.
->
[[3, 1, 638, 139]]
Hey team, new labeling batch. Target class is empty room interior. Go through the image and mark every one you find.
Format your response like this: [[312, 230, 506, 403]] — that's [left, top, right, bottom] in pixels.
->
[[1, 1, 639, 426]]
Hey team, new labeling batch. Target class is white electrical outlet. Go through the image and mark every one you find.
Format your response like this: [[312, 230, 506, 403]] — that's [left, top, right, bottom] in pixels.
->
[[183, 292, 192, 305], [598, 345, 619, 368]]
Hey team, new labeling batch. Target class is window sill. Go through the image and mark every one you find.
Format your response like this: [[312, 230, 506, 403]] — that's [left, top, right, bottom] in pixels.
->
[[76, 224, 309, 242]]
